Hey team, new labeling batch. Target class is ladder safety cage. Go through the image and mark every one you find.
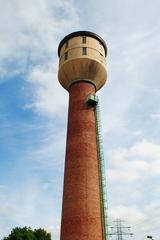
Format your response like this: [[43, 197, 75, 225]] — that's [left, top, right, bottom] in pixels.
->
[[95, 96, 108, 240], [86, 94, 108, 240]]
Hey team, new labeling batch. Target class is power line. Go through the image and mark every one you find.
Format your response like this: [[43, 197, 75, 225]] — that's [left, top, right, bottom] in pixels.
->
[[108, 219, 133, 240], [131, 204, 160, 227], [132, 214, 160, 228]]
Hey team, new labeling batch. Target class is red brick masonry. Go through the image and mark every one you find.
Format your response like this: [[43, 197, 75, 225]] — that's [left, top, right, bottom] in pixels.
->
[[60, 82, 103, 240]]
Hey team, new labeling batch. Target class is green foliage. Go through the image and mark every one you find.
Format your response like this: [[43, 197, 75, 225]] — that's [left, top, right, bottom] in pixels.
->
[[3, 227, 52, 240]]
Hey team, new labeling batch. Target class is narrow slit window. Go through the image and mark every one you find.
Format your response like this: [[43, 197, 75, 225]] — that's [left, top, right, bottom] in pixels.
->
[[82, 36, 86, 44], [64, 52, 68, 60], [82, 47, 87, 55], [100, 53, 103, 62], [65, 41, 68, 49]]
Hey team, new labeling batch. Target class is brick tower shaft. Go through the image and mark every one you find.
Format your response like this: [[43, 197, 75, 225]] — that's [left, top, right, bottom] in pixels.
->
[[61, 82, 103, 240]]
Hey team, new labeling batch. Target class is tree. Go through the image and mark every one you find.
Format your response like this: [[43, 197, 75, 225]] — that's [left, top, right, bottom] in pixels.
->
[[34, 229, 51, 240], [3, 227, 52, 240]]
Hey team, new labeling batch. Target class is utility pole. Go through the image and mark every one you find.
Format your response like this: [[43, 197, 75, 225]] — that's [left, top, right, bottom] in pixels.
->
[[108, 219, 133, 240]]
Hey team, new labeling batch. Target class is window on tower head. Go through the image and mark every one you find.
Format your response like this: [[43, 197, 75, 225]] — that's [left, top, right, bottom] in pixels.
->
[[64, 52, 68, 60], [82, 47, 87, 55], [100, 53, 103, 62], [65, 41, 68, 49], [82, 36, 86, 43]]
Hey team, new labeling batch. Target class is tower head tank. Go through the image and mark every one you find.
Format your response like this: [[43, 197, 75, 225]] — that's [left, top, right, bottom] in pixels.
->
[[58, 31, 107, 91]]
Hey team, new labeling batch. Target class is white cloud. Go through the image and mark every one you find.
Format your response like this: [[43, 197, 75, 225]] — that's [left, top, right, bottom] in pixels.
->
[[107, 139, 160, 220], [108, 166, 145, 182], [151, 113, 160, 120], [133, 203, 160, 240], [130, 139, 160, 161], [0, 0, 80, 116], [109, 205, 145, 224], [0, 176, 62, 239], [25, 64, 68, 117], [0, 2, 80, 238], [0, 0, 80, 62], [26, 124, 66, 167], [108, 203, 160, 240], [108, 139, 160, 183], [47, 225, 60, 240]]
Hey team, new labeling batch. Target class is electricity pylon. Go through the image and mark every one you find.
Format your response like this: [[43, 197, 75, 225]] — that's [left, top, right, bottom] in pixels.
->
[[108, 219, 133, 240]]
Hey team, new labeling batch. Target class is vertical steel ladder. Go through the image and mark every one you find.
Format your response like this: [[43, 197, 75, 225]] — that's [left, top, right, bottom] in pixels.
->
[[86, 94, 108, 240], [95, 95, 108, 240]]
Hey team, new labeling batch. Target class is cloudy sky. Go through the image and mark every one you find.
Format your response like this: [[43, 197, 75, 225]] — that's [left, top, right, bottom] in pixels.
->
[[0, 0, 160, 239]]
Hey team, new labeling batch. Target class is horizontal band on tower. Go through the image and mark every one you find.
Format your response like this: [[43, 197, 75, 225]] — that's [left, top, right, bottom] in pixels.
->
[[68, 79, 97, 91]]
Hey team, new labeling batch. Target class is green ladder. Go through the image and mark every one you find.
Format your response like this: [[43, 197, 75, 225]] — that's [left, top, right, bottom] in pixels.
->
[[86, 95, 108, 240]]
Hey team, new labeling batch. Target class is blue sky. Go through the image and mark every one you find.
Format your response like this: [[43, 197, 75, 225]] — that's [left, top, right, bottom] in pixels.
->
[[0, 0, 160, 239]]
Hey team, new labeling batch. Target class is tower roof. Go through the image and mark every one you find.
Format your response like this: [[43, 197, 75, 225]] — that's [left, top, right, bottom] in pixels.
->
[[58, 31, 107, 57]]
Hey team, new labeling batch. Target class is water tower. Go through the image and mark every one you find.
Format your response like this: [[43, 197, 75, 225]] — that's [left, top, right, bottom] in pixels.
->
[[58, 31, 108, 240]]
